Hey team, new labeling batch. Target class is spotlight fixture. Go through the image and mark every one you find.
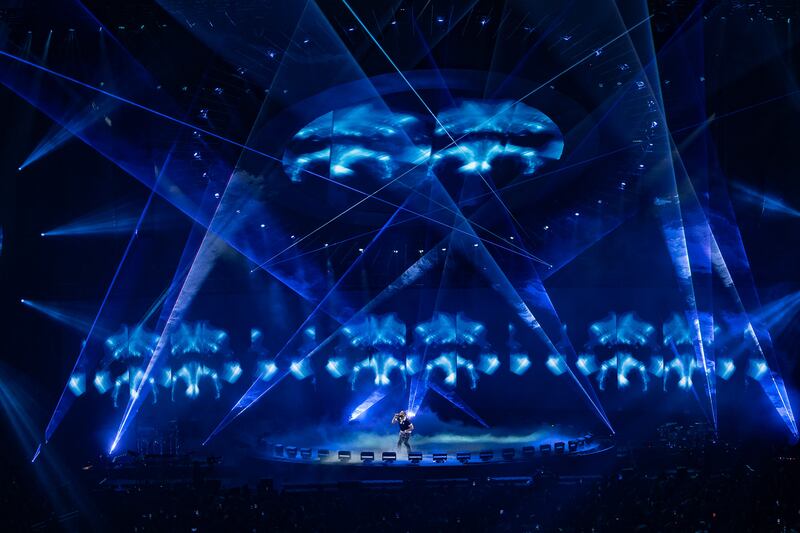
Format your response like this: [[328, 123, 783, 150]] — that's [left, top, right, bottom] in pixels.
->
[[539, 444, 552, 454], [273, 444, 285, 457], [522, 446, 536, 459], [338, 450, 351, 462], [554, 442, 566, 454], [300, 448, 312, 459], [479, 450, 494, 462], [432, 452, 447, 463], [408, 452, 423, 464], [456, 452, 471, 464], [501, 448, 515, 461], [285, 446, 298, 459], [317, 449, 330, 461], [382, 451, 396, 463]]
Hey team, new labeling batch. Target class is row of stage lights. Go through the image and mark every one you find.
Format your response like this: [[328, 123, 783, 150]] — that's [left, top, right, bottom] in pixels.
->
[[270, 435, 594, 465]]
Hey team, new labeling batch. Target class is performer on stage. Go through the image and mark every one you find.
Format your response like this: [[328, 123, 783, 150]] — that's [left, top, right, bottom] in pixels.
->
[[392, 410, 414, 454]]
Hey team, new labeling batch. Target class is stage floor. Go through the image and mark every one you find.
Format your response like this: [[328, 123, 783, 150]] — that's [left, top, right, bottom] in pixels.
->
[[253, 421, 606, 467]]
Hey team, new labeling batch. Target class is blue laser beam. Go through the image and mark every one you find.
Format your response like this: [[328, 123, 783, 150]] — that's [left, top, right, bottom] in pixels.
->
[[341, 0, 533, 238], [44, 153, 172, 443], [0, 50, 536, 265]]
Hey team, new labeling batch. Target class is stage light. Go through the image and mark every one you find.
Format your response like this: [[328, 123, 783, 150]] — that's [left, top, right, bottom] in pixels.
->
[[349, 389, 388, 420], [576, 354, 598, 376], [31, 444, 41, 463], [289, 359, 312, 380], [748, 359, 769, 381], [300, 448, 312, 459], [338, 451, 351, 462], [382, 451, 396, 463], [522, 446, 536, 459], [326, 358, 347, 378], [360, 451, 374, 463], [432, 452, 447, 463], [68, 373, 85, 396], [554, 442, 566, 454], [456, 452, 471, 464], [539, 444, 552, 454], [478, 354, 500, 375], [93, 371, 112, 394], [545, 355, 567, 376], [568, 441, 578, 452], [222, 361, 242, 384], [510, 353, 531, 375], [408, 452, 422, 464], [318, 449, 330, 461], [273, 444, 284, 457], [479, 450, 494, 462], [501, 448, 515, 461], [285, 446, 298, 459], [717, 358, 736, 380]]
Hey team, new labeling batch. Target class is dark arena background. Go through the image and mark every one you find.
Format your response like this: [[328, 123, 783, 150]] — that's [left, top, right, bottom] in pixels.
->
[[2, 0, 800, 530]]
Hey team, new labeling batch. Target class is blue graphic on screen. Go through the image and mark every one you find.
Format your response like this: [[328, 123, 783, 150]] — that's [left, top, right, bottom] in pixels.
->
[[341, 313, 406, 348], [282, 100, 563, 185], [431, 100, 564, 177], [350, 353, 406, 389], [282, 104, 429, 183], [100, 325, 160, 407], [414, 313, 487, 390], [341, 314, 408, 389], [168, 322, 231, 399], [584, 313, 654, 391]]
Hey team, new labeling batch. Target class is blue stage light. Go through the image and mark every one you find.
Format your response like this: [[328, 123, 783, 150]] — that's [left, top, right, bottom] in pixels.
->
[[68, 373, 85, 397], [93, 371, 112, 394], [257, 361, 278, 381], [478, 354, 500, 375], [717, 358, 736, 380], [222, 361, 243, 384], [289, 359, 313, 380], [576, 354, 598, 376], [747, 359, 769, 381], [545, 355, 567, 376], [510, 353, 531, 375], [348, 389, 387, 421], [325, 358, 347, 378]]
